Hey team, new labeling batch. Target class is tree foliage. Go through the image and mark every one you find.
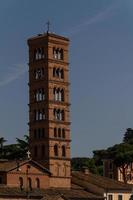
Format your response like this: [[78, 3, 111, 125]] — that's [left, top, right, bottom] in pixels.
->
[[0, 135, 29, 160], [71, 157, 99, 175], [123, 128, 133, 144], [0, 137, 7, 157], [93, 129, 133, 183]]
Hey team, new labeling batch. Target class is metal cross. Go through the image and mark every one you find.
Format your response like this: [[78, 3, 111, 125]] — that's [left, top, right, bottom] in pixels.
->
[[46, 20, 50, 33], [27, 150, 31, 159]]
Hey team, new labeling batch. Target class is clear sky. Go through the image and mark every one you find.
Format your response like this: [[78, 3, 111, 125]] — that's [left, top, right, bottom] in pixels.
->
[[0, 0, 133, 157]]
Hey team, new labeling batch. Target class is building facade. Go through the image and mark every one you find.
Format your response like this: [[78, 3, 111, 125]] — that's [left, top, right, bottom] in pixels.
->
[[103, 128, 133, 184], [0, 159, 50, 189], [27, 32, 71, 188], [103, 159, 133, 184]]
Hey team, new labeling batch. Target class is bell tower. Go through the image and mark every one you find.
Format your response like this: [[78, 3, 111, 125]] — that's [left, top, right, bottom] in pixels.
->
[[27, 31, 71, 188]]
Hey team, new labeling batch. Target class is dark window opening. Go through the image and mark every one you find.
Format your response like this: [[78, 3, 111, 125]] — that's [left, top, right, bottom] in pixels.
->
[[62, 129, 65, 138], [34, 146, 38, 157], [62, 145, 66, 157], [36, 178, 40, 188], [118, 195, 122, 200], [34, 129, 37, 139], [42, 128, 45, 138], [54, 128, 57, 137], [19, 177, 23, 190], [41, 145, 45, 158], [58, 128, 61, 137], [0, 177, 2, 184], [54, 144, 58, 157], [108, 195, 113, 200], [28, 178, 32, 190]]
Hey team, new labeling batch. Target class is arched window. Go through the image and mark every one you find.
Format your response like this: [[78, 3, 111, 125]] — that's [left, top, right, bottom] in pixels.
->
[[42, 109, 46, 120], [53, 68, 64, 79], [41, 145, 45, 158], [34, 146, 38, 157], [34, 68, 44, 80], [19, 177, 23, 190], [38, 129, 41, 139], [62, 146, 66, 157], [53, 48, 63, 60], [54, 144, 58, 157], [38, 48, 42, 59], [34, 49, 37, 60], [35, 88, 45, 102], [54, 109, 56, 119], [35, 109, 45, 121], [58, 90, 62, 101], [42, 89, 45, 100], [56, 68, 60, 77], [37, 110, 39, 121], [54, 109, 58, 120], [53, 88, 64, 102], [61, 110, 65, 121], [39, 110, 41, 120], [57, 50, 61, 59], [34, 110, 36, 120], [36, 178, 40, 188], [61, 69, 64, 79], [34, 129, 37, 139], [61, 89, 64, 101], [60, 49, 64, 60], [54, 128, 57, 137], [54, 109, 64, 121], [58, 109, 62, 120], [58, 128, 61, 138], [53, 88, 58, 101], [42, 128, 45, 138], [34, 48, 45, 60], [53, 47, 58, 59], [62, 129, 65, 138], [28, 178, 32, 190]]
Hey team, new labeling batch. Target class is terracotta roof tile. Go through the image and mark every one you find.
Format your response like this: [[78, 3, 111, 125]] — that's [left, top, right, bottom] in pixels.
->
[[0, 187, 103, 200], [0, 159, 51, 174], [0, 160, 17, 171], [0, 162, 132, 199], [72, 171, 132, 192]]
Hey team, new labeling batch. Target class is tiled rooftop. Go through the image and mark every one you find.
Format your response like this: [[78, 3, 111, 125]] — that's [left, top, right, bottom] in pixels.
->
[[0, 160, 132, 199]]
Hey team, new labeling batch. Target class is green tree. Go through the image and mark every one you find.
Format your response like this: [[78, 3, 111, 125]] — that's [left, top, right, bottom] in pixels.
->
[[93, 142, 133, 183], [0, 137, 7, 158], [123, 128, 133, 144], [71, 157, 98, 174], [108, 143, 133, 183], [0, 135, 29, 160], [15, 134, 29, 159], [16, 135, 29, 151]]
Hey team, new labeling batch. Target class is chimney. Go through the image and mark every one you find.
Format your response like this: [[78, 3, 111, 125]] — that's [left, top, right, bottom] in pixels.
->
[[82, 166, 90, 175]]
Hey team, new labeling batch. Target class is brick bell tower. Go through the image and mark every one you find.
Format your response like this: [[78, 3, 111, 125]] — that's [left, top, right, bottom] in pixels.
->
[[27, 30, 71, 188]]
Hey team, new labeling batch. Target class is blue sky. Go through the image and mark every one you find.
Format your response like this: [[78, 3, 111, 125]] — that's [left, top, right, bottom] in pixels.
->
[[0, 0, 133, 157]]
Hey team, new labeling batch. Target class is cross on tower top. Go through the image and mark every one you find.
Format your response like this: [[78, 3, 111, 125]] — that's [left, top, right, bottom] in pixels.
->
[[46, 20, 50, 33]]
